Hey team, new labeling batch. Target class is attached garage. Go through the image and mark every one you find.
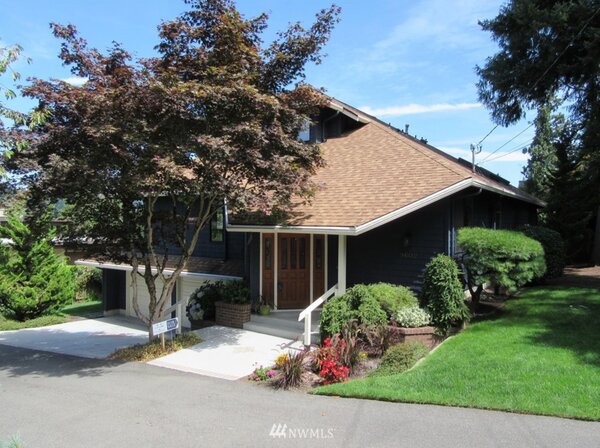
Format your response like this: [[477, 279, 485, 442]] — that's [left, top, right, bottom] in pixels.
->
[[77, 258, 244, 329]]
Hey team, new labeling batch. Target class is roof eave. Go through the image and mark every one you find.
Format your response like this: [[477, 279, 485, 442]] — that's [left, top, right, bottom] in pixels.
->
[[227, 178, 544, 236]]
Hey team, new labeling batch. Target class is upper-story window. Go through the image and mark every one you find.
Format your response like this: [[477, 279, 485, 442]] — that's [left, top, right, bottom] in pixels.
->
[[210, 208, 225, 243], [297, 119, 311, 142]]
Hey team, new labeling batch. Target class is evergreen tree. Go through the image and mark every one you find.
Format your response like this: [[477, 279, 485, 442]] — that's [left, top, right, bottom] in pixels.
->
[[544, 127, 594, 261], [521, 102, 559, 202], [477, 0, 600, 258], [0, 208, 75, 321]]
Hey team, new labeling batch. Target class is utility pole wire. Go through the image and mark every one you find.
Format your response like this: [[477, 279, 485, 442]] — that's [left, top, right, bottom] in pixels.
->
[[479, 122, 535, 164]]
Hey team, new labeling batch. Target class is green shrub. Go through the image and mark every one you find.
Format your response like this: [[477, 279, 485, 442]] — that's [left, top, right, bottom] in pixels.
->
[[457, 227, 546, 308], [420, 254, 470, 331], [395, 306, 431, 328], [370, 341, 429, 377], [0, 210, 76, 321], [320, 284, 387, 339], [72, 265, 102, 302], [366, 282, 418, 317], [356, 294, 388, 328], [221, 279, 250, 304], [520, 225, 565, 279], [319, 294, 354, 337]]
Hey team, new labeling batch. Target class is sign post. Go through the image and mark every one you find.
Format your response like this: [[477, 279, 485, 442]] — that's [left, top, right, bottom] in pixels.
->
[[152, 317, 179, 350]]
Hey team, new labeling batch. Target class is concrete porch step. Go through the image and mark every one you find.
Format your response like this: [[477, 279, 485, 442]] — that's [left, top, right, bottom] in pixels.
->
[[243, 312, 320, 344]]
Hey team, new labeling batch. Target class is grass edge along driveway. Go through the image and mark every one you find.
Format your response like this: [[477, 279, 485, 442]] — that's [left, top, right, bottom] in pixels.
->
[[316, 286, 600, 421]]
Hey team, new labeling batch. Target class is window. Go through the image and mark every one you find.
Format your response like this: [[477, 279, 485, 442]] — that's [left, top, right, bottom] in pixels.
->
[[290, 238, 297, 269], [265, 237, 272, 270], [210, 208, 225, 242], [297, 119, 311, 142], [315, 238, 322, 269], [281, 238, 288, 269], [299, 238, 306, 269]]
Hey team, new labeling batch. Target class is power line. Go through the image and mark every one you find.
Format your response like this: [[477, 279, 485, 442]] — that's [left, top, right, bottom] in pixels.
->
[[478, 138, 534, 165], [474, 4, 600, 149], [479, 122, 535, 164]]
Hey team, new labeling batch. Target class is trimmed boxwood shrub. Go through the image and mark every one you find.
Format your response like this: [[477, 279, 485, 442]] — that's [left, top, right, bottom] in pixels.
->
[[369, 341, 429, 377], [366, 282, 418, 317], [520, 225, 565, 279], [457, 227, 546, 308], [320, 284, 387, 339], [420, 254, 470, 332]]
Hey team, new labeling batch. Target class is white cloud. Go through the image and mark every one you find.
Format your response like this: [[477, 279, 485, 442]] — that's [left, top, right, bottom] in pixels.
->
[[61, 76, 88, 87], [361, 102, 481, 117], [439, 146, 529, 163]]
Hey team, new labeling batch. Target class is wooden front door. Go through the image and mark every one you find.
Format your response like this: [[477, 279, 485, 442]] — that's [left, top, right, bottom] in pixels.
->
[[277, 233, 310, 309]]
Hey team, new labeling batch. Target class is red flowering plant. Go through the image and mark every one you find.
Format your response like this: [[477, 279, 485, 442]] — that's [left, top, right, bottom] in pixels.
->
[[312, 337, 350, 385]]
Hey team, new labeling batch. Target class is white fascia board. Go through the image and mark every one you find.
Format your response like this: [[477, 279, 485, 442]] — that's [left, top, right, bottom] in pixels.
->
[[74, 260, 242, 281], [226, 224, 356, 235], [353, 179, 473, 235], [226, 179, 473, 236], [473, 180, 545, 207]]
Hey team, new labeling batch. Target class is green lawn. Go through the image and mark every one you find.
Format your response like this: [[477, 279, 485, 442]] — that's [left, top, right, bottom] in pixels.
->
[[316, 286, 600, 421], [0, 299, 102, 331], [61, 299, 103, 317]]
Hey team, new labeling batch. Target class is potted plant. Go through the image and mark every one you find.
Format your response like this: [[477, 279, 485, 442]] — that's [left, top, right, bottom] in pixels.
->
[[255, 295, 271, 316], [186, 283, 221, 330], [215, 280, 252, 328], [258, 304, 271, 316]]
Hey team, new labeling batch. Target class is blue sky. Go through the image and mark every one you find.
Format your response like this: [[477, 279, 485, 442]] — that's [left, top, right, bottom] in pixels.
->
[[1, 0, 535, 186]]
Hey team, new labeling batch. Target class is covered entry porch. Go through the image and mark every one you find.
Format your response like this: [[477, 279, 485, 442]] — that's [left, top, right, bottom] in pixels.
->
[[258, 232, 347, 310]]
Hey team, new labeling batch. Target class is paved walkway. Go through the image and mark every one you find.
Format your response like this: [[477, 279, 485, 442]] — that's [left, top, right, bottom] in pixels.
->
[[150, 325, 304, 380], [0, 316, 148, 358], [1, 345, 599, 448]]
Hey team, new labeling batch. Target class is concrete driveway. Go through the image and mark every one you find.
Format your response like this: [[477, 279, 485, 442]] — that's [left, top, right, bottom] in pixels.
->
[[0, 316, 148, 358]]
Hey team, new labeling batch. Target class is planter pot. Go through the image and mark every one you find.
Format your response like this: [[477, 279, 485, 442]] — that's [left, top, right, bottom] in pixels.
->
[[389, 325, 439, 348], [215, 301, 252, 328], [189, 318, 215, 330], [258, 305, 271, 316]]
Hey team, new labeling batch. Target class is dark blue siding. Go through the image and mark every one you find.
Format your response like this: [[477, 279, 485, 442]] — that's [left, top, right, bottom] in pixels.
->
[[346, 204, 448, 289], [153, 197, 244, 262]]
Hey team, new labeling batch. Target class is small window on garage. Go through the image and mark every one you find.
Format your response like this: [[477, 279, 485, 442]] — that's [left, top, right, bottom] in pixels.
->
[[211, 208, 225, 243]]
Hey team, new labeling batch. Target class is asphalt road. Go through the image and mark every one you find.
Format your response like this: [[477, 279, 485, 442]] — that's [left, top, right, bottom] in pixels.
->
[[1, 344, 599, 448]]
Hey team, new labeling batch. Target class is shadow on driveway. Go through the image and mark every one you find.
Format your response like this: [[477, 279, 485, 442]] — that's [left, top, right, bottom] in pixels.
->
[[0, 344, 125, 378]]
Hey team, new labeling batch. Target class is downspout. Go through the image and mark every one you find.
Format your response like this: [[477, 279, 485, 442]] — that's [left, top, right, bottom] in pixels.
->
[[321, 111, 340, 142]]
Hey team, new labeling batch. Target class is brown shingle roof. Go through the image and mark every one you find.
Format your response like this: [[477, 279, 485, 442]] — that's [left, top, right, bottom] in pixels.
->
[[230, 96, 542, 230], [287, 123, 468, 227]]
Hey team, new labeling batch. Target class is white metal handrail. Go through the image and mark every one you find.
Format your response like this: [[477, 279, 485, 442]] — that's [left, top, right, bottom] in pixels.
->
[[298, 284, 337, 346]]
